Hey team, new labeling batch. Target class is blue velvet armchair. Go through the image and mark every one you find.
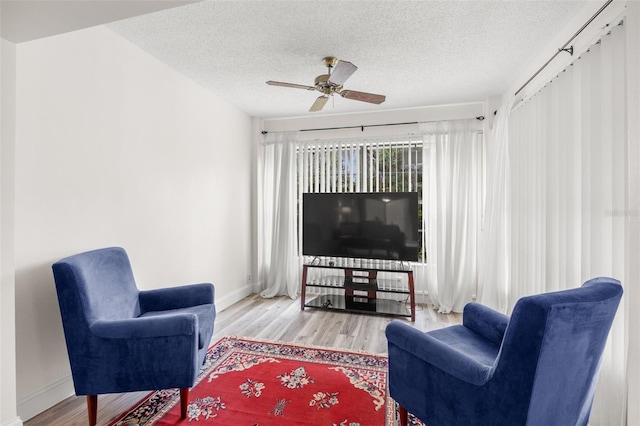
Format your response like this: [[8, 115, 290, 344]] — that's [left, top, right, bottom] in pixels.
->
[[52, 247, 216, 425], [386, 277, 622, 426]]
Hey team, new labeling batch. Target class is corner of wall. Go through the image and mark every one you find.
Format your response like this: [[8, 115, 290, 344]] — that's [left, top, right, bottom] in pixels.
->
[[1, 36, 22, 426], [216, 283, 254, 313], [625, 3, 640, 425], [1, 418, 23, 426]]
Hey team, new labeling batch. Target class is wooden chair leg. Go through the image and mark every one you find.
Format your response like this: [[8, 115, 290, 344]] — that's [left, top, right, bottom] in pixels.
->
[[87, 395, 97, 426], [180, 388, 189, 419], [398, 404, 408, 426]]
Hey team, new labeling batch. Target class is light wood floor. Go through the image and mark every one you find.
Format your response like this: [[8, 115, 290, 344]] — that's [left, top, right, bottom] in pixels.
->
[[25, 293, 461, 426]]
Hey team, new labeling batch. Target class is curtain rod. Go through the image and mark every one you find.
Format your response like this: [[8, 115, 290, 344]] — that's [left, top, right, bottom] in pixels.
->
[[261, 116, 485, 135], [514, 0, 613, 97]]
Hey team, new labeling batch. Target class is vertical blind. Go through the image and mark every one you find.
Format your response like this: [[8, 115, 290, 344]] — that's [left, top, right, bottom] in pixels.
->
[[297, 137, 423, 194], [296, 136, 425, 261]]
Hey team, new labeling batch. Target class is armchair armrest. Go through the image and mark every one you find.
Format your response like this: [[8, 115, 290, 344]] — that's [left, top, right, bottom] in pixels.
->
[[462, 302, 509, 345], [85, 314, 201, 393], [90, 313, 197, 339], [139, 282, 214, 313], [386, 320, 493, 386]]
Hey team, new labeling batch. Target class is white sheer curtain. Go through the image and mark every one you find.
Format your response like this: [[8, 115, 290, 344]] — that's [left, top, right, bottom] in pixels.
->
[[477, 99, 514, 313], [485, 23, 627, 424], [420, 119, 483, 313], [258, 131, 299, 299]]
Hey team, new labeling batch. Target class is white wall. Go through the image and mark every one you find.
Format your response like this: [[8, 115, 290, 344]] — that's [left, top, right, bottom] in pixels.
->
[[1, 36, 22, 426], [13, 26, 252, 420]]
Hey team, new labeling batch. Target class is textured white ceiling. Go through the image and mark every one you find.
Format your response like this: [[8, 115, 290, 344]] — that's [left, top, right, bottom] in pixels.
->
[[6, 0, 589, 119]]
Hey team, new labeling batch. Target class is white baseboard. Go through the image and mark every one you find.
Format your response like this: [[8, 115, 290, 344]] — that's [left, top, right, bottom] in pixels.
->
[[17, 374, 74, 422], [216, 283, 253, 311], [1, 417, 23, 426]]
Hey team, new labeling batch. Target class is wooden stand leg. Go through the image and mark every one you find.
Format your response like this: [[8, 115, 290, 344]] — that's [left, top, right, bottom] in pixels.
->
[[300, 266, 308, 310], [408, 271, 416, 322], [398, 404, 409, 426], [86, 395, 97, 426], [180, 388, 189, 419]]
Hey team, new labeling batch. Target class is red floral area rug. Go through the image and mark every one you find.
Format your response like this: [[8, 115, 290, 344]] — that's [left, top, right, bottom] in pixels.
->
[[110, 336, 422, 425]]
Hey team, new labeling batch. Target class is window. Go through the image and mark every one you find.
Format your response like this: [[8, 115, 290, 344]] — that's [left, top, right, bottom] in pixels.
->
[[296, 136, 425, 261]]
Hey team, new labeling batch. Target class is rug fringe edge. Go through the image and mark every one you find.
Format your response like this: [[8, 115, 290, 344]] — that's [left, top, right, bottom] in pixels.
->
[[211, 335, 389, 358]]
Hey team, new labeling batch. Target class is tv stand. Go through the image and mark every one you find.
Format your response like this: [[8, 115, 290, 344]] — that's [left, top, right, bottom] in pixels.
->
[[301, 258, 415, 321]]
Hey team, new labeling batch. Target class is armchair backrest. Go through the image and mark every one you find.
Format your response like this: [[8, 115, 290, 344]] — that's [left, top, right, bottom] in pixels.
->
[[496, 277, 622, 425], [52, 247, 141, 324]]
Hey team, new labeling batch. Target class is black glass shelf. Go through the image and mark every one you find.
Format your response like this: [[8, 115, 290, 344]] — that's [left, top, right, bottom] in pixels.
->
[[304, 295, 411, 318], [301, 260, 416, 321]]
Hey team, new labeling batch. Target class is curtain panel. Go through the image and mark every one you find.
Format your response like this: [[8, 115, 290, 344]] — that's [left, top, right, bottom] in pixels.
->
[[488, 23, 627, 425], [258, 131, 300, 299], [477, 99, 514, 313], [419, 119, 484, 313]]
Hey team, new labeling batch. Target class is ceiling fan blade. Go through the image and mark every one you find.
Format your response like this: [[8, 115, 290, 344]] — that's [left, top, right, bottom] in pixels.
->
[[266, 80, 316, 91], [328, 60, 357, 86], [309, 95, 329, 112], [340, 90, 386, 104]]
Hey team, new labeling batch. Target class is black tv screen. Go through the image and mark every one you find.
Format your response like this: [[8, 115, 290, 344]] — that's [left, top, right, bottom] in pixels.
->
[[302, 192, 420, 261]]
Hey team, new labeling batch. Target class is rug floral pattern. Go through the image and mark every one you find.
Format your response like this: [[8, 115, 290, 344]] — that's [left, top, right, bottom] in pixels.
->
[[110, 336, 424, 425]]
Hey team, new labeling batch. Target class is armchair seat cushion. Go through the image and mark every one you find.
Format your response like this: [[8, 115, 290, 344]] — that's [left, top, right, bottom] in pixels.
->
[[140, 303, 215, 350]]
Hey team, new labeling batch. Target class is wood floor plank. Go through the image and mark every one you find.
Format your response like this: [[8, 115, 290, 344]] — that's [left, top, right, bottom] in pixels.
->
[[24, 293, 460, 425]]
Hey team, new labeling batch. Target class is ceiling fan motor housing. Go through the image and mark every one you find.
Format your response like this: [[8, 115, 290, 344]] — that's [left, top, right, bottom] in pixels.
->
[[314, 74, 341, 94]]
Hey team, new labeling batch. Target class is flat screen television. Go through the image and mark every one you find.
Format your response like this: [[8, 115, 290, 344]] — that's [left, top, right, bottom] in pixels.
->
[[302, 192, 420, 261]]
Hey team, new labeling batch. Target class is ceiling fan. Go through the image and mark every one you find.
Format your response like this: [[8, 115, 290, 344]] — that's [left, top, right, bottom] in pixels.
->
[[266, 56, 386, 112]]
